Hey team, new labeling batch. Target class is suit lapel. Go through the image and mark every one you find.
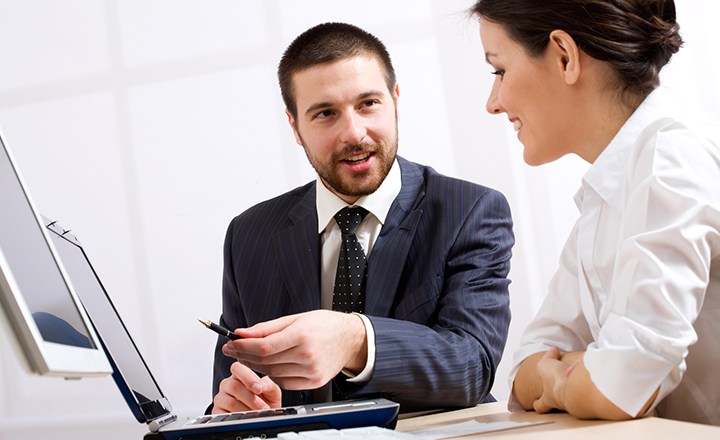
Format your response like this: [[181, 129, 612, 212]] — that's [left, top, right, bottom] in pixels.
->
[[365, 157, 425, 317], [274, 184, 321, 312]]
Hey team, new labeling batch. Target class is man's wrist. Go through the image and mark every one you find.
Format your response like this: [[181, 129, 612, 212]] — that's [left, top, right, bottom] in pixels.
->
[[345, 314, 375, 383], [342, 312, 368, 374]]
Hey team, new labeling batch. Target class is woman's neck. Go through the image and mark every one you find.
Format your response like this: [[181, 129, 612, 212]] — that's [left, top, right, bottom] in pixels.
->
[[573, 63, 641, 164]]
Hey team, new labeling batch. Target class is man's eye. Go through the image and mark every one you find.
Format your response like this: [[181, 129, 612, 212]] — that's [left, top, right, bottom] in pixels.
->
[[362, 100, 378, 107], [315, 110, 333, 119]]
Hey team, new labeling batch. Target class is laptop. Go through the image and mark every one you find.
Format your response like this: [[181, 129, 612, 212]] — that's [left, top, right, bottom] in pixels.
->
[[43, 217, 399, 440]]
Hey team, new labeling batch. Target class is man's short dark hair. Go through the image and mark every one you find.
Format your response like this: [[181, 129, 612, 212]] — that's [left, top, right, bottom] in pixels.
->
[[278, 22, 396, 120]]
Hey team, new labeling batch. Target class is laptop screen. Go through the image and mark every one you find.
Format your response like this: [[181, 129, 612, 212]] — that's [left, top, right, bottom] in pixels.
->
[[0, 130, 111, 378], [42, 220, 403, 437], [0, 158, 92, 348], [45, 220, 172, 422]]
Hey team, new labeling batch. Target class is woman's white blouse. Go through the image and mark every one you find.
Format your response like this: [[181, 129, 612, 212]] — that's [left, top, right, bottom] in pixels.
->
[[509, 87, 720, 424]]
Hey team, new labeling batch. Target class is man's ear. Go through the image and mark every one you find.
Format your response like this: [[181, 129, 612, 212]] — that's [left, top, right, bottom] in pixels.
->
[[393, 82, 400, 118], [548, 30, 581, 85], [285, 108, 303, 146]]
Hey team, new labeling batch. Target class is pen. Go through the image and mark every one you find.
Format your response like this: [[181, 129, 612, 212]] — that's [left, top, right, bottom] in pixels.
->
[[198, 319, 241, 340]]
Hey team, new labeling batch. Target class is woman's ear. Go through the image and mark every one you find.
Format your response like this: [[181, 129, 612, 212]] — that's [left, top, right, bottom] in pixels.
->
[[548, 30, 581, 85]]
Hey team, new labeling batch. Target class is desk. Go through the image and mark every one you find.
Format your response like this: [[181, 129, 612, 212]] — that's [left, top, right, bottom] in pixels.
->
[[395, 402, 720, 439]]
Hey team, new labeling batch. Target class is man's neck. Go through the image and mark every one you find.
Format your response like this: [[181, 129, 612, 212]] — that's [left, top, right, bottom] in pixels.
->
[[319, 178, 360, 205], [315, 159, 401, 234]]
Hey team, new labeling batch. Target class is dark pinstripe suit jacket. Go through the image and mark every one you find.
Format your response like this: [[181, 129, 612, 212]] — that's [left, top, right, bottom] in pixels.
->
[[211, 157, 514, 411]]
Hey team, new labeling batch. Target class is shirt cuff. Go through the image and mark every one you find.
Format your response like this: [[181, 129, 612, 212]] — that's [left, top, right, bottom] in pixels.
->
[[584, 314, 681, 418], [341, 313, 375, 382]]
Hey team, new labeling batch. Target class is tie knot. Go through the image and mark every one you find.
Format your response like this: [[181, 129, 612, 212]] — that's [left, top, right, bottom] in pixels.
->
[[334, 207, 369, 235]]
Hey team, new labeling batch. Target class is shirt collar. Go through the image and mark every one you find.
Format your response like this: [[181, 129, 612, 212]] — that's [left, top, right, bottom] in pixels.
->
[[316, 158, 402, 234], [581, 87, 676, 214]]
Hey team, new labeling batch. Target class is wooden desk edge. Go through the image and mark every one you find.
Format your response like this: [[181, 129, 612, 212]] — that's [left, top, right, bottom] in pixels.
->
[[395, 401, 720, 439]]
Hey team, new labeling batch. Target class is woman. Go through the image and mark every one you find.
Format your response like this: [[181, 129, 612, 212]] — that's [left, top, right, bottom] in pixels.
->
[[471, 0, 720, 424]]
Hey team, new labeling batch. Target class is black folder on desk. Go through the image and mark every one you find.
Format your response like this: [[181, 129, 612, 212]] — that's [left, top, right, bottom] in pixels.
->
[[44, 218, 399, 440]]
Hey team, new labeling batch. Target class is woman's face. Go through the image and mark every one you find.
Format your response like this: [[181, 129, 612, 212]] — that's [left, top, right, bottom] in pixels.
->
[[480, 19, 576, 166]]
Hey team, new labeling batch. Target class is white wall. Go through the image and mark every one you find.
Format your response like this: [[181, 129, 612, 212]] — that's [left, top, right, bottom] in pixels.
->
[[0, 1, 717, 439]]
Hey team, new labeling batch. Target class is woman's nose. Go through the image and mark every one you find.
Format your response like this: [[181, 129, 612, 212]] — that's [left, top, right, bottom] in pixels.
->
[[486, 81, 504, 115]]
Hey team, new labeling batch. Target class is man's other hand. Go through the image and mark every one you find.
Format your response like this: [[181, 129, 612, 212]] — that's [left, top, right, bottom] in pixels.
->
[[221, 310, 368, 390], [212, 361, 282, 414]]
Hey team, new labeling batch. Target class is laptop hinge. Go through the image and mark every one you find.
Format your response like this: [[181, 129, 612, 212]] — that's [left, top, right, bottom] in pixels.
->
[[148, 413, 178, 432]]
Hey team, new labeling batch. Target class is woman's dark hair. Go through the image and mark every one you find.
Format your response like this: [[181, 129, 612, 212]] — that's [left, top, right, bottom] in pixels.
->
[[278, 22, 396, 120], [471, 0, 683, 100]]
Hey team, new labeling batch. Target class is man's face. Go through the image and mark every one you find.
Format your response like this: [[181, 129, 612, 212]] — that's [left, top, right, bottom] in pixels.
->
[[286, 56, 399, 204]]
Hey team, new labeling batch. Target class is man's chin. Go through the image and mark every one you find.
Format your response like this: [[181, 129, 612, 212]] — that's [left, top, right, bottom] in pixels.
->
[[327, 174, 383, 199], [316, 149, 396, 200]]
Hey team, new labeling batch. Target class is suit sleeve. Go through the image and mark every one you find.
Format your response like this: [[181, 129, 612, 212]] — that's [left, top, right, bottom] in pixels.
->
[[342, 189, 513, 409], [209, 201, 315, 410], [210, 219, 247, 401]]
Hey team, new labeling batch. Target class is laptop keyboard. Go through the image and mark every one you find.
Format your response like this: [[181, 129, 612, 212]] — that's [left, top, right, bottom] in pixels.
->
[[189, 407, 299, 425], [277, 426, 416, 439]]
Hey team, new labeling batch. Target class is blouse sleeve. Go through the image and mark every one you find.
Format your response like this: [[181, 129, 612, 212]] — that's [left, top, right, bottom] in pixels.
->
[[507, 213, 595, 411], [584, 122, 720, 417]]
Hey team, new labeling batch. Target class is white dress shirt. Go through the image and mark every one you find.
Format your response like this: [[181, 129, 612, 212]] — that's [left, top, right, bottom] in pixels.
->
[[316, 159, 401, 384], [509, 87, 720, 424]]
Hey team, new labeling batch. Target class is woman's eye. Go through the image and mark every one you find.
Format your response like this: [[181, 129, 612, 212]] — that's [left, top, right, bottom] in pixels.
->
[[491, 69, 505, 78]]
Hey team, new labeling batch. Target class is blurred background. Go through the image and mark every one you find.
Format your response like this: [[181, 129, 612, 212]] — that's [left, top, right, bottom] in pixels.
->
[[0, 1, 717, 439]]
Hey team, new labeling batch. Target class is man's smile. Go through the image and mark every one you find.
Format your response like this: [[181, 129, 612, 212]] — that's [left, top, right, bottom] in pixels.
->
[[343, 151, 372, 164]]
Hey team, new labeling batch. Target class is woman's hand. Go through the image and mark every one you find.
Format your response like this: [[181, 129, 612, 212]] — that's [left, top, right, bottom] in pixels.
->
[[533, 346, 572, 413]]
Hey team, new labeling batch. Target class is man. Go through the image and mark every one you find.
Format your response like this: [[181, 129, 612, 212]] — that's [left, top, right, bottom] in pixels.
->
[[211, 22, 513, 413]]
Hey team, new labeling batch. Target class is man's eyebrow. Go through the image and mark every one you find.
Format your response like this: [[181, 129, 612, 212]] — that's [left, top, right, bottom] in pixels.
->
[[357, 90, 386, 100], [304, 102, 333, 117], [303, 90, 387, 117]]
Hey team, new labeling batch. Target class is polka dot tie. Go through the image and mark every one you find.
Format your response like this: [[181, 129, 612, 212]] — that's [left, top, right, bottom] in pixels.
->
[[332, 207, 369, 313]]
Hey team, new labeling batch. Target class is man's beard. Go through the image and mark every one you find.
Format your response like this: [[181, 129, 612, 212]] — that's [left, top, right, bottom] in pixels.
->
[[302, 136, 398, 199]]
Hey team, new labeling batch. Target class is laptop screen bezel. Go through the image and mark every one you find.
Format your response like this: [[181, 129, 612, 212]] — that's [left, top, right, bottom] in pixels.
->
[[0, 128, 112, 378], [44, 220, 173, 424]]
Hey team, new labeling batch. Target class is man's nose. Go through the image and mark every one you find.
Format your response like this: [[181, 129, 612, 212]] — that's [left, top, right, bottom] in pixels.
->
[[339, 112, 366, 145]]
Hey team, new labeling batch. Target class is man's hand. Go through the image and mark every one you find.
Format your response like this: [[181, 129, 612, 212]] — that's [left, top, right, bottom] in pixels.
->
[[212, 361, 282, 414], [221, 310, 368, 390]]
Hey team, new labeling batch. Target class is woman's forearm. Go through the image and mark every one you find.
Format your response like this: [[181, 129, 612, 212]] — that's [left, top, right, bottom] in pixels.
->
[[512, 352, 545, 409], [530, 349, 660, 420]]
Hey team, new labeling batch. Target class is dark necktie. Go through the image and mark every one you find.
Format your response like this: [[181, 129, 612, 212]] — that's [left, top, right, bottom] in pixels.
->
[[332, 207, 369, 313]]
